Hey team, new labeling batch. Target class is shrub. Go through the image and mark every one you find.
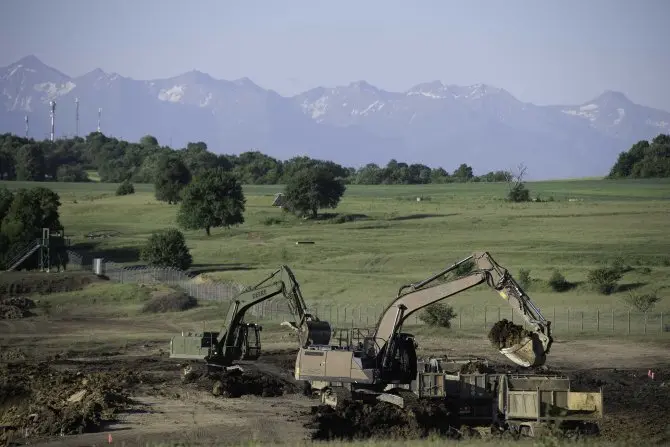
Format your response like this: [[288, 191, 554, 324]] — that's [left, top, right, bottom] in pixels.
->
[[116, 180, 135, 196], [547, 270, 572, 292], [507, 183, 531, 202], [263, 217, 283, 226], [142, 290, 197, 313], [610, 256, 632, 274], [518, 269, 532, 289], [419, 304, 457, 328], [140, 228, 193, 270], [587, 267, 623, 295], [622, 292, 661, 313]]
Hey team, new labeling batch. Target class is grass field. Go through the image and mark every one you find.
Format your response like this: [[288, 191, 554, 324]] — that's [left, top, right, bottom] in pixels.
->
[[3, 177, 669, 314]]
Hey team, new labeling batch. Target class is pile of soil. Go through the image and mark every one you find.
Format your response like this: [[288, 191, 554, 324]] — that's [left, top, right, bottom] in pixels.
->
[[569, 367, 670, 445], [141, 289, 197, 313], [488, 319, 530, 349], [0, 272, 99, 298], [0, 296, 36, 319], [0, 362, 138, 438], [305, 400, 459, 441], [188, 368, 289, 398], [459, 360, 495, 374]]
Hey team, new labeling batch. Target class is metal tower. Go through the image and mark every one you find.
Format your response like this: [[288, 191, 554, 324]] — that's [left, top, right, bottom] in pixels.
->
[[75, 98, 79, 137], [49, 101, 56, 142]]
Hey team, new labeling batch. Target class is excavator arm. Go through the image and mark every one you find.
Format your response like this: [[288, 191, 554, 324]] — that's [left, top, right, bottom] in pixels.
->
[[374, 252, 552, 368], [170, 264, 332, 369]]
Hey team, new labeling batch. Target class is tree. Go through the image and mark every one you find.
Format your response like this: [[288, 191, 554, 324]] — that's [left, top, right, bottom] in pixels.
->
[[452, 163, 474, 182], [283, 167, 346, 218], [176, 168, 246, 236], [506, 163, 531, 202], [154, 154, 191, 204], [15, 144, 46, 181], [140, 228, 193, 270]]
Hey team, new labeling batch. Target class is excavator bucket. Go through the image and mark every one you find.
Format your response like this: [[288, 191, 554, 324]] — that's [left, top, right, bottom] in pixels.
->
[[499, 332, 547, 368]]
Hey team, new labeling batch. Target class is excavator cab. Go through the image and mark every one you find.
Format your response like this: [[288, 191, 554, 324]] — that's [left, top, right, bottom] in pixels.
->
[[237, 323, 262, 360]]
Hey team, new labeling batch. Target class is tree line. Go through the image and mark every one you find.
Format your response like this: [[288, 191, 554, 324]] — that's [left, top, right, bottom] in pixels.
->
[[0, 132, 513, 185], [608, 134, 670, 179]]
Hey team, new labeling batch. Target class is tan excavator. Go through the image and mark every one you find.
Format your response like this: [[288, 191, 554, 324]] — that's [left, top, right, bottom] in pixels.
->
[[169, 264, 331, 375], [294, 251, 553, 406]]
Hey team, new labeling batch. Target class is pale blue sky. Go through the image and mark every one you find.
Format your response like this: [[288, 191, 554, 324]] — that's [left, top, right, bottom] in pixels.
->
[[1, 0, 669, 110]]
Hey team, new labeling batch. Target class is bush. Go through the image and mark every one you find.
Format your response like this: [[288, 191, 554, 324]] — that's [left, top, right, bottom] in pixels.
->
[[610, 256, 632, 274], [419, 304, 457, 328], [622, 292, 661, 313], [587, 267, 623, 295], [263, 217, 283, 226], [518, 269, 532, 289], [142, 290, 197, 313], [547, 270, 572, 292], [140, 228, 193, 270], [507, 183, 531, 202], [116, 180, 135, 196]]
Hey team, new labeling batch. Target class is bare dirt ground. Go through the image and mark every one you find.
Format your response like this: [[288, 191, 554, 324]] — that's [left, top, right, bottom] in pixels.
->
[[1, 274, 669, 446]]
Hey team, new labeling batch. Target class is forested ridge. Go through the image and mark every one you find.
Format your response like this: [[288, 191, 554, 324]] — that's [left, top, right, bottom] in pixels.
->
[[1, 131, 668, 185]]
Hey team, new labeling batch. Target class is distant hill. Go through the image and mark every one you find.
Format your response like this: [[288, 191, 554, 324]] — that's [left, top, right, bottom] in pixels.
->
[[1, 55, 669, 180]]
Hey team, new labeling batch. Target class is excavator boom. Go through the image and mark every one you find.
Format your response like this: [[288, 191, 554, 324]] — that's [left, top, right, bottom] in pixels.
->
[[376, 252, 552, 368]]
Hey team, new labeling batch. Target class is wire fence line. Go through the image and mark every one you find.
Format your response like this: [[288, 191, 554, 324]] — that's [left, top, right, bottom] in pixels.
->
[[65, 250, 669, 335]]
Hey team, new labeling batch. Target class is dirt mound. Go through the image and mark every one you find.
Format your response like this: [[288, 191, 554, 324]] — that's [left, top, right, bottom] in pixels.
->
[[305, 400, 459, 441], [0, 272, 100, 298], [185, 368, 290, 398], [488, 319, 530, 349], [459, 360, 495, 374], [142, 290, 197, 313], [568, 368, 670, 444], [0, 362, 138, 438], [0, 297, 36, 319]]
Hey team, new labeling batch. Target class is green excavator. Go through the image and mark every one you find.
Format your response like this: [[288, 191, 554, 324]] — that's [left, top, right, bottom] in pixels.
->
[[169, 265, 332, 374]]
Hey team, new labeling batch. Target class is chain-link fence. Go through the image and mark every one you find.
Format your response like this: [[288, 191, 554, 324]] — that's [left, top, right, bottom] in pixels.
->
[[65, 250, 669, 335]]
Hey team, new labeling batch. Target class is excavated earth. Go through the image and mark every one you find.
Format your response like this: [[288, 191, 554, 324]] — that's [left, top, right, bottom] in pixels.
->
[[488, 319, 530, 349], [0, 348, 668, 444]]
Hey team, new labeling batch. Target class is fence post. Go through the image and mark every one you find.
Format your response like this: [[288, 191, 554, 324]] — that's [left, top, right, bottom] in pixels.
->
[[567, 308, 570, 331], [581, 312, 584, 332], [459, 311, 462, 329], [497, 306, 500, 323], [337, 306, 340, 323], [611, 308, 614, 333], [484, 307, 487, 329], [472, 304, 475, 324], [596, 309, 600, 332], [553, 307, 556, 330], [644, 312, 647, 335], [627, 310, 630, 334], [662, 313, 664, 333]]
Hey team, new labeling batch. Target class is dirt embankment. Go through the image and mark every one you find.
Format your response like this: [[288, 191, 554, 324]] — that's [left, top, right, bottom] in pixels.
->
[[0, 272, 101, 298], [0, 297, 36, 319]]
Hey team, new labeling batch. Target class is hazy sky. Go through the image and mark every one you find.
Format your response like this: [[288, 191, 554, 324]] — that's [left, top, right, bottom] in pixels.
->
[[2, 0, 669, 110]]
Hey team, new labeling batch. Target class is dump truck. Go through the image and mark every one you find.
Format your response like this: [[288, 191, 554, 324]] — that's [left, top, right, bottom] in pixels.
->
[[294, 251, 553, 407], [406, 357, 603, 437], [170, 264, 331, 375]]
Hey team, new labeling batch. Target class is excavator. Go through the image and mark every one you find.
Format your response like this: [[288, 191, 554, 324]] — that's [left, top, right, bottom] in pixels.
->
[[169, 264, 332, 375], [294, 251, 553, 406]]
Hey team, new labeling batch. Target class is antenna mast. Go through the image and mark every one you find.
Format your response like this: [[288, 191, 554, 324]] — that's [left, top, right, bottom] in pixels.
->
[[25, 115, 29, 138], [75, 98, 79, 137], [97, 107, 102, 132], [49, 101, 56, 142]]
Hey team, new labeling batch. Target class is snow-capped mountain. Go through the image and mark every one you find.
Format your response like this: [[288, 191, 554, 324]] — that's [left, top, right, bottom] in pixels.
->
[[1, 55, 668, 179]]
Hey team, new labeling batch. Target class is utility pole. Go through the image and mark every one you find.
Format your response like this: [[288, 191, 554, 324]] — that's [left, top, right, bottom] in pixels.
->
[[75, 97, 79, 137], [49, 101, 56, 142], [25, 115, 29, 138], [97, 107, 102, 132]]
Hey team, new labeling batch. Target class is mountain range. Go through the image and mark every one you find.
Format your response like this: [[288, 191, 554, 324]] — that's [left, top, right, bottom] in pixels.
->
[[1, 55, 669, 179]]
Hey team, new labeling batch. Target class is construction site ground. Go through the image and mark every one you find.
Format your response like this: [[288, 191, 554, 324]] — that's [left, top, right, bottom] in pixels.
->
[[2, 273, 670, 446]]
